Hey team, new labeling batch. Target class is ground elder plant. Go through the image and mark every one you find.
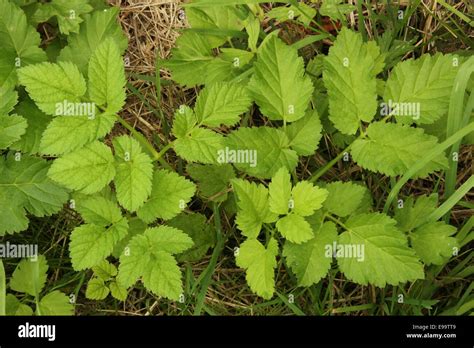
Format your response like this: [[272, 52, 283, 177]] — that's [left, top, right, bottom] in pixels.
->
[[0, 0, 473, 316]]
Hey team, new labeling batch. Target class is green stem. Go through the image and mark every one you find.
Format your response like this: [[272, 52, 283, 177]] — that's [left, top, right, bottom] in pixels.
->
[[309, 143, 352, 183], [193, 203, 225, 315]]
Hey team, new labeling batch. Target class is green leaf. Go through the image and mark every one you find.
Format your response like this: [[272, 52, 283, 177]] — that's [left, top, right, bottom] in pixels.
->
[[167, 213, 216, 262], [283, 221, 338, 286], [225, 126, 298, 179], [162, 32, 241, 87], [267, 3, 316, 26], [34, 0, 93, 35], [137, 170, 196, 223], [5, 294, 33, 315], [285, 109, 323, 156], [0, 154, 69, 235], [113, 135, 153, 212], [410, 222, 458, 265], [117, 226, 192, 300], [37, 291, 74, 315], [69, 218, 128, 270], [48, 141, 116, 194], [187, 163, 235, 202], [323, 181, 368, 217], [59, 7, 128, 75], [291, 181, 328, 217], [112, 217, 147, 258], [0, 114, 27, 149], [232, 178, 278, 238], [248, 35, 313, 122], [10, 255, 48, 296], [236, 238, 278, 300], [323, 28, 378, 135], [74, 195, 122, 226], [92, 260, 117, 280], [0, 0, 47, 90], [320, 0, 355, 22], [337, 213, 424, 287], [351, 122, 448, 177], [10, 100, 52, 154], [174, 127, 225, 164], [269, 167, 292, 215], [394, 194, 438, 232], [0, 87, 18, 114], [88, 38, 126, 114], [171, 106, 197, 139], [109, 281, 127, 301], [18, 61, 87, 115], [384, 53, 459, 125], [39, 112, 115, 156], [194, 82, 252, 127], [276, 213, 313, 244], [85, 277, 109, 300]]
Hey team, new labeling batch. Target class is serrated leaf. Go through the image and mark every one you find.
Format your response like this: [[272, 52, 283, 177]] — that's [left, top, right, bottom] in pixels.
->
[[285, 108, 322, 156], [88, 38, 126, 114], [34, 0, 93, 35], [248, 35, 313, 122], [0, 87, 17, 114], [5, 294, 33, 315], [117, 226, 191, 300], [323, 28, 378, 135], [236, 238, 278, 300], [0, 154, 69, 235], [232, 178, 278, 238], [291, 181, 328, 217], [268, 167, 292, 215], [109, 281, 127, 301], [10, 100, 52, 154], [85, 277, 109, 300], [162, 32, 241, 87], [351, 122, 448, 177], [18, 61, 87, 115], [58, 7, 127, 75], [283, 221, 338, 286], [174, 127, 225, 164], [323, 181, 368, 217], [194, 82, 252, 127], [75, 195, 122, 226], [113, 136, 153, 212], [39, 113, 115, 156], [112, 217, 147, 258], [37, 291, 74, 315], [10, 255, 48, 296], [140, 226, 194, 254], [0, 0, 47, 90], [167, 213, 216, 262], [48, 141, 116, 194], [171, 106, 197, 139], [225, 126, 298, 179], [69, 218, 128, 270], [276, 213, 313, 244], [0, 114, 27, 149], [410, 222, 458, 265], [384, 53, 459, 125], [137, 170, 196, 223], [337, 213, 424, 287], [394, 194, 438, 232], [92, 260, 117, 280], [187, 163, 235, 202]]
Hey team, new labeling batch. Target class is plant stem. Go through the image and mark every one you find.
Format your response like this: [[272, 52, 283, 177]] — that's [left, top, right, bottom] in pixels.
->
[[193, 203, 225, 315], [309, 143, 352, 183]]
